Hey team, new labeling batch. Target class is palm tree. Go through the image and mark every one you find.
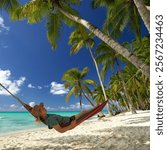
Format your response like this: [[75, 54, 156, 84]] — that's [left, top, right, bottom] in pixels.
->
[[92, 0, 149, 37], [95, 42, 137, 114], [109, 72, 137, 114], [131, 35, 150, 65], [93, 85, 114, 114], [54, 1, 150, 78], [62, 67, 96, 108], [68, 26, 112, 115], [133, 0, 150, 32], [2, 0, 150, 78], [95, 42, 121, 80], [122, 65, 149, 110]]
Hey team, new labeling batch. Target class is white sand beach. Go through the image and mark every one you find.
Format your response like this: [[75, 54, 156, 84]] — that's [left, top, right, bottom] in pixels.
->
[[0, 110, 150, 150]]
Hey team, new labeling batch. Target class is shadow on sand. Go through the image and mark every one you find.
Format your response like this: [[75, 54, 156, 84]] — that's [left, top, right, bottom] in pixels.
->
[[33, 125, 150, 150]]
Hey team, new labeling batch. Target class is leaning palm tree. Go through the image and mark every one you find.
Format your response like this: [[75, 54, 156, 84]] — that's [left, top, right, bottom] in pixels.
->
[[62, 67, 95, 108], [2, 0, 150, 77], [68, 26, 112, 115], [92, 0, 149, 37]]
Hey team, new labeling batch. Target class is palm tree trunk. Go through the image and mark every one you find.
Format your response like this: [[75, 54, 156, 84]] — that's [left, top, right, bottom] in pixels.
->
[[81, 87, 105, 117], [88, 47, 112, 116], [133, 0, 150, 32], [116, 59, 137, 114], [123, 98, 130, 111], [55, 4, 150, 78], [81, 89, 95, 107]]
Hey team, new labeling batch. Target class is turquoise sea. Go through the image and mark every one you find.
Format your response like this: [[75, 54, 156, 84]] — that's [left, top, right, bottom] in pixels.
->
[[0, 111, 81, 135]]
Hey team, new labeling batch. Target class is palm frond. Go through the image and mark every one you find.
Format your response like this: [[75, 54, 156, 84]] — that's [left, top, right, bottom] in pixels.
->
[[91, 0, 115, 9], [47, 12, 62, 49], [20, 0, 50, 23], [66, 87, 75, 102], [0, 0, 20, 14], [80, 67, 89, 79], [83, 79, 96, 86]]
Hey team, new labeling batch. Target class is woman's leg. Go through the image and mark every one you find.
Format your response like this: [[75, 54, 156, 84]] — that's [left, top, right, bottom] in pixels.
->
[[74, 110, 89, 120]]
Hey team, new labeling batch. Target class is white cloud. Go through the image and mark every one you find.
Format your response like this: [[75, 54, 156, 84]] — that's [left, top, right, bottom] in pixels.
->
[[50, 82, 69, 95], [29, 102, 36, 107], [44, 85, 49, 88], [0, 16, 10, 33], [27, 83, 42, 90], [0, 104, 25, 111], [28, 83, 35, 88], [0, 69, 26, 95], [59, 102, 92, 110], [10, 104, 18, 108], [37, 86, 42, 90]]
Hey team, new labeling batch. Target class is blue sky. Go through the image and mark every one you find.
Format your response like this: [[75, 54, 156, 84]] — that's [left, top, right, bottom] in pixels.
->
[[0, 1, 148, 112]]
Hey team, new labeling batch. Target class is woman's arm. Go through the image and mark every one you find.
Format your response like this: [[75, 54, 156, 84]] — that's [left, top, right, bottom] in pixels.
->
[[53, 120, 77, 133]]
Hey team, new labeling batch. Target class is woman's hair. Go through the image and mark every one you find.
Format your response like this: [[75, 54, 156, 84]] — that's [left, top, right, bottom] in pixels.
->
[[31, 102, 44, 123]]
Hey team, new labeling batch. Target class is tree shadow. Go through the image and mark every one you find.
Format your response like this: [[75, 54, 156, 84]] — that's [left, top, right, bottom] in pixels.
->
[[121, 116, 150, 124], [36, 126, 150, 150]]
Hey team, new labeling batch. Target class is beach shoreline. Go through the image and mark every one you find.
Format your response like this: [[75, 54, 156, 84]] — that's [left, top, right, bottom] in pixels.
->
[[0, 110, 150, 150]]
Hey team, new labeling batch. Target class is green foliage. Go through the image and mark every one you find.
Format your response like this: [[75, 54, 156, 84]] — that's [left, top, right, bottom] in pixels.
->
[[47, 12, 62, 49], [103, 0, 141, 39], [108, 62, 150, 110], [133, 36, 150, 64], [58, 1, 79, 27], [61, 0, 81, 5], [92, 0, 142, 39], [123, 36, 150, 65], [0, 0, 19, 12], [2, 0, 81, 49], [16, 0, 50, 23], [93, 85, 105, 103], [143, 0, 150, 6], [91, 0, 115, 9], [69, 26, 95, 54], [62, 67, 95, 106], [95, 42, 122, 81]]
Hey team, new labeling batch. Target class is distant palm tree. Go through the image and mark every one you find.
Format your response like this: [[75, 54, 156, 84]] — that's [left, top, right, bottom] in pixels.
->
[[62, 67, 96, 108], [93, 85, 106, 104], [122, 65, 150, 110], [109, 72, 137, 114], [68, 26, 112, 115], [93, 85, 114, 115], [95, 42, 137, 114]]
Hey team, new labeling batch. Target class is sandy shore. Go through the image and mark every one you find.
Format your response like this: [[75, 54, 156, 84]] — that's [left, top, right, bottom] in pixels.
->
[[0, 110, 150, 150]]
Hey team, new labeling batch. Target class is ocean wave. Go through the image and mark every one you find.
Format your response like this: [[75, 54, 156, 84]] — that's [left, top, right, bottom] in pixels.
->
[[0, 116, 7, 120]]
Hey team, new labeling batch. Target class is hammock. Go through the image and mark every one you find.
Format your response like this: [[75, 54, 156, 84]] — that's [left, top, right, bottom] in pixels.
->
[[0, 83, 107, 128]]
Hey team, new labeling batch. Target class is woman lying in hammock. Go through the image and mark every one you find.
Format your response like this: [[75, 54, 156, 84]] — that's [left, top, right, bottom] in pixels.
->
[[31, 102, 89, 133]]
